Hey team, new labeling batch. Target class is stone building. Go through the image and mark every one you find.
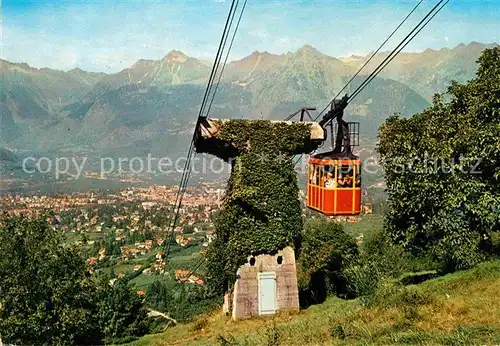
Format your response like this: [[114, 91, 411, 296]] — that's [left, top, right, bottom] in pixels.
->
[[223, 246, 300, 320]]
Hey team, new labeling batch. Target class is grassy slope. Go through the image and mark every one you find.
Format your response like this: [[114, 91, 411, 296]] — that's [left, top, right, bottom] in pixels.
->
[[130, 260, 500, 346], [342, 215, 383, 238]]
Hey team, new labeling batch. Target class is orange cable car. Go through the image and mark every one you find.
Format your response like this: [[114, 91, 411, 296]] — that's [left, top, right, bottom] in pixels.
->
[[306, 156, 361, 215], [306, 95, 362, 216]]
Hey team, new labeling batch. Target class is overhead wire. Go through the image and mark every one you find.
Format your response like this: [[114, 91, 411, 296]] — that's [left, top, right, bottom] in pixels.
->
[[155, 0, 246, 289], [346, 0, 446, 105], [206, 0, 248, 117], [199, 0, 239, 119], [348, 0, 449, 102], [314, 0, 425, 122], [157, 0, 238, 274], [163, 0, 249, 290], [162, 0, 240, 262]]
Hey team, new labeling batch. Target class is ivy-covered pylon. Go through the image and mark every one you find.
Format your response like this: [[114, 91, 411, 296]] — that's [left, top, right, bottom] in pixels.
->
[[195, 119, 322, 295]]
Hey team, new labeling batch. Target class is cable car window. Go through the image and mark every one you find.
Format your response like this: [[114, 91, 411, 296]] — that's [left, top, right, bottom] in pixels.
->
[[339, 163, 354, 176], [313, 165, 319, 185], [346, 168, 354, 188], [355, 164, 362, 187], [338, 165, 354, 188], [324, 165, 333, 174]]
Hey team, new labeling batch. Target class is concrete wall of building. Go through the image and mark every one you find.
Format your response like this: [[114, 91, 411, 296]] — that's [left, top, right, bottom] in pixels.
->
[[229, 246, 300, 320]]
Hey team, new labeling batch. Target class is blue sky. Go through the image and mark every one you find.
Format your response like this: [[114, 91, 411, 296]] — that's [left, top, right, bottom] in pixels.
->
[[2, 0, 499, 72]]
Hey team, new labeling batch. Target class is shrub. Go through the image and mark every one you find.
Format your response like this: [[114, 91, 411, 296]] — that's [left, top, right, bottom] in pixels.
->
[[342, 261, 382, 303], [361, 229, 439, 276], [297, 218, 359, 305]]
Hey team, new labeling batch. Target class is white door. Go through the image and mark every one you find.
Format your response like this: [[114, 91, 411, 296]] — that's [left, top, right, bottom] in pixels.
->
[[258, 272, 277, 315]]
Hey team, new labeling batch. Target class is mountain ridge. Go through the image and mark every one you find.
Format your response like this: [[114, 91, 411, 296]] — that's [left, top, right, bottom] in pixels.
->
[[3, 41, 496, 74], [1, 41, 495, 183]]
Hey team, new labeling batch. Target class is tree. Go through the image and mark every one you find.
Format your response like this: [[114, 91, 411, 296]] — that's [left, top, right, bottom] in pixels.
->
[[96, 279, 149, 344], [378, 47, 500, 271], [0, 214, 101, 345], [0, 214, 150, 345]]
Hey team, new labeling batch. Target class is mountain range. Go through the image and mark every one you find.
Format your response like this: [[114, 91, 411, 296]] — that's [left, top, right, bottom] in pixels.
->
[[1, 41, 497, 188]]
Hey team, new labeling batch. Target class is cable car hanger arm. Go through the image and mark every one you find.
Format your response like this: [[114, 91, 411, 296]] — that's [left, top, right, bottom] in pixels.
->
[[318, 94, 349, 128]]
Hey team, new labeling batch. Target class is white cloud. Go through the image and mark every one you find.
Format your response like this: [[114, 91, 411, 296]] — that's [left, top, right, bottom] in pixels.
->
[[274, 37, 291, 48]]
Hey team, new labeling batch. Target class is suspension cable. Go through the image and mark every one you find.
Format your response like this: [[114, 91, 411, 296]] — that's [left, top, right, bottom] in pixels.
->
[[206, 0, 248, 117], [198, 0, 239, 119], [201, 0, 241, 118], [312, 0, 425, 123], [349, 0, 449, 102], [292, 0, 447, 167], [314, 0, 425, 122], [169, 0, 249, 285], [347, 0, 445, 105], [157, 0, 247, 287]]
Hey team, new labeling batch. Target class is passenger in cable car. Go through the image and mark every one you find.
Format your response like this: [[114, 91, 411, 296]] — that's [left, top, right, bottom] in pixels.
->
[[341, 168, 353, 188], [355, 176, 361, 187], [325, 172, 335, 188], [337, 174, 345, 187], [344, 174, 353, 188]]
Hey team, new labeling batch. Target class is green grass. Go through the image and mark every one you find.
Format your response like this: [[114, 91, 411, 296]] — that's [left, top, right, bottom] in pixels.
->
[[114, 264, 137, 274], [63, 229, 106, 245], [129, 273, 172, 290], [164, 245, 205, 269], [342, 215, 384, 238], [129, 260, 500, 346]]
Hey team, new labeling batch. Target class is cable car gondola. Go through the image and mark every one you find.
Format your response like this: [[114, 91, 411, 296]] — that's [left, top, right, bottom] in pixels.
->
[[306, 95, 362, 215]]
